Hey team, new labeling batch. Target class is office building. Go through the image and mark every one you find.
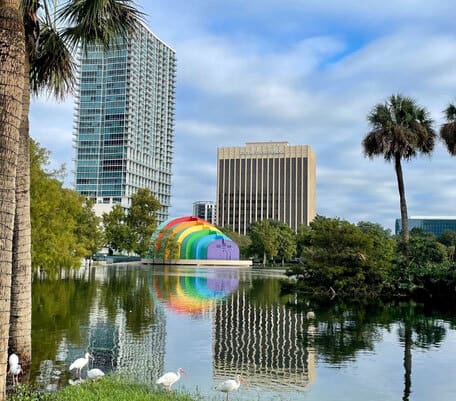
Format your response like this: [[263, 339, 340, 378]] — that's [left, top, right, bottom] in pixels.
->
[[74, 23, 176, 222], [193, 201, 216, 225], [216, 142, 316, 234], [395, 216, 456, 237]]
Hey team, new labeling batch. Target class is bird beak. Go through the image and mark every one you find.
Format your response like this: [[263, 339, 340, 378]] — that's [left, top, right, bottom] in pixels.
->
[[90, 354, 95, 360], [181, 369, 188, 375], [239, 376, 247, 383]]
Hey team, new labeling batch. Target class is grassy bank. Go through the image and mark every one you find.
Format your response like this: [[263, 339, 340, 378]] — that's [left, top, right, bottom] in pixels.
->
[[8, 377, 198, 401]]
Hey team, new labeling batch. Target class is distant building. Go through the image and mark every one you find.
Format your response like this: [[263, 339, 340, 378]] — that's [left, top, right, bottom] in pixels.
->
[[193, 201, 216, 225], [73, 23, 176, 223], [216, 142, 316, 234], [395, 216, 456, 237]]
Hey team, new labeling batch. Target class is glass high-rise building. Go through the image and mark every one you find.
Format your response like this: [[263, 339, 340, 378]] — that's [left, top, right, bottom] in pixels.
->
[[74, 23, 176, 222]]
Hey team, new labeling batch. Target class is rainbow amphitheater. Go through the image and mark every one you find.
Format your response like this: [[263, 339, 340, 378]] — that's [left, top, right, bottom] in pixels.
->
[[147, 216, 251, 266]]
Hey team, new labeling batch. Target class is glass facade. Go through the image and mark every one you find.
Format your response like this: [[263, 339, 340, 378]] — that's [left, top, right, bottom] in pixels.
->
[[395, 218, 456, 237], [74, 24, 176, 223]]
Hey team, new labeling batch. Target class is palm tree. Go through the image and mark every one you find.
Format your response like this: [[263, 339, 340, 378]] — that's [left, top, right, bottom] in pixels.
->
[[7, 0, 143, 374], [440, 103, 456, 155], [0, 1, 25, 397], [362, 95, 435, 257]]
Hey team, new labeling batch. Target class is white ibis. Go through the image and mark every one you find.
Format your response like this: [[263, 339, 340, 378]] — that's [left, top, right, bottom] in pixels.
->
[[87, 368, 105, 380], [156, 368, 186, 391], [216, 375, 246, 401], [69, 352, 94, 379], [8, 354, 22, 385]]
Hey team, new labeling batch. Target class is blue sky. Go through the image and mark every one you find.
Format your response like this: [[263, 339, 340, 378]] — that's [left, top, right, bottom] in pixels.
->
[[30, 0, 456, 230]]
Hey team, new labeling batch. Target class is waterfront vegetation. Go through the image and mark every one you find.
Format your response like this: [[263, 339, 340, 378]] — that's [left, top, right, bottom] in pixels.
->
[[7, 378, 197, 401]]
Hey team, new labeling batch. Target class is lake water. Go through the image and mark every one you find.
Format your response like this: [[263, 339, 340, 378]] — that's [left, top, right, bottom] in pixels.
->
[[31, 265, 456, 400]]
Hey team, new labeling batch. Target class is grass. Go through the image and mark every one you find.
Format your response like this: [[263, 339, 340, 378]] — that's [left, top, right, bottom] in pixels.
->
[[8, 376, 199, 401]]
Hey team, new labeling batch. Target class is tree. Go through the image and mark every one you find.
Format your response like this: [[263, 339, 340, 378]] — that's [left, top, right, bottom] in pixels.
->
[[0, 0, 25, 395], [75, 199, 104, 262], [127, 188, 161, 257], [287, 216, 394, 297], [438, 230, 456, 262], [155, 228, 180, 262], [7, 0, 143, 370], [271, 221, 296, 266], [30, 140, 101, 274], [250, 220, 279, 265], [362, 94, 435, 258], [440, 103, 456, 155], [296, 224, 312, 258], [103, 205, 134, 254]]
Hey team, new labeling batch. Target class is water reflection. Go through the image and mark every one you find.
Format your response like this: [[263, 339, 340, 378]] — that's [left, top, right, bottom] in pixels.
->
[[153, 268, 239, 315], [30, 266, 456, 400]]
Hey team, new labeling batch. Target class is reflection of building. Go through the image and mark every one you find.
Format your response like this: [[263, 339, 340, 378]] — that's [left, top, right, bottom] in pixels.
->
[[216, 142, 316, 234], [213, 290, 315, 390], [74, 23, 176, 223], [395, 216, 456, 237], [193, 201, 216, 225]]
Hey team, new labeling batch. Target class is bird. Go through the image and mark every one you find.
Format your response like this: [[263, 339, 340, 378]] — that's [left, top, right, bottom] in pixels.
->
[[69, 352, 94, 380], [216, 375, 246, 401], [87, 368, 105, 380], [8, 354, 22, 386], [156, 368, 186, 391]]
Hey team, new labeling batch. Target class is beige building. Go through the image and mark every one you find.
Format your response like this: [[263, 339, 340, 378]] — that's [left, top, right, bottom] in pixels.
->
[[216, 142, 316, 234]]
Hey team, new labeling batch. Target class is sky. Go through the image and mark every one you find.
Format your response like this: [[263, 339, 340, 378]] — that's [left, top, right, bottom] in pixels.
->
[[30, 0, 456, 231]]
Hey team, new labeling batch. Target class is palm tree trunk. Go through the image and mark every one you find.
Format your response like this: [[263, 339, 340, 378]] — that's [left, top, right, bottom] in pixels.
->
[[0, 0, 25, 398], [402, 323, 412, 401], [9, 53, 32, 370], [395, 154, 409, 257]]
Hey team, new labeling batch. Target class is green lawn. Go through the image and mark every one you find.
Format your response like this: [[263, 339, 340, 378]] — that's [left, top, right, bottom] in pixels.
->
[[8, 377, 198, 401]]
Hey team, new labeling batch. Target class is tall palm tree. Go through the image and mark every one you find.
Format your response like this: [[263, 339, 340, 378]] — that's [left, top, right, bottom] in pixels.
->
[[440, 103, 456, 155], [0, 1, 25, 398], [362, 95, 435, 257], [7, 0, 143, 373]]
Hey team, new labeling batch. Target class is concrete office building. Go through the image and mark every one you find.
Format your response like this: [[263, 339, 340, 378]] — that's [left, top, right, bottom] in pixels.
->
[[74, 23, 176, 222], [216, 142, 316, 234], [193, 201, 216, 225]]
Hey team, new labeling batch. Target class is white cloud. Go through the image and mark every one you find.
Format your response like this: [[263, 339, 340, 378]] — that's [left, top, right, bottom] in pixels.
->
[[29, 0, 456, 230]]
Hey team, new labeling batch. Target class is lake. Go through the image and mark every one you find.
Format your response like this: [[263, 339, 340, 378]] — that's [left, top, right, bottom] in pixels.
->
[[31, 264, 456, 400]]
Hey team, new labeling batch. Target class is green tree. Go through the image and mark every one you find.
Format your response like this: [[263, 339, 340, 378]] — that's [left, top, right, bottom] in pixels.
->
[[0, 0, 25, 395], [438, 230, 456, 262], [102, 205, 134, 254], [296, 224, 312, 258], [75, 199, 104, 262], [440, 103, 456, 155], [154, 228, 180, 262], [250, 220, 279, 265], [287, 216, 393, 297], [30, 141, 97, 275], [271, 221, 296, 266], [362, 95, 435, 257], [127, 188, 161, 257]]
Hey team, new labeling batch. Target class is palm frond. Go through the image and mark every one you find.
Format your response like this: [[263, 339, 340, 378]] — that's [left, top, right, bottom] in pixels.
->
[[440, 122, 456, 155], [444, 103, 456, 122], [57, 0, 144, 50], [30, 22, 75, 99], [362, 94, 435, 161]]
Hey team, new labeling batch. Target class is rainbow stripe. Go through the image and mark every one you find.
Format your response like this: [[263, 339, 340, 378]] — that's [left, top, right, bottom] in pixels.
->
[[150, 216, 240, 260]]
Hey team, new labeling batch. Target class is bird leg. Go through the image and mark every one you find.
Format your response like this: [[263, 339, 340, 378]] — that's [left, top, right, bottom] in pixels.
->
[[226, 393, 229, 401]]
